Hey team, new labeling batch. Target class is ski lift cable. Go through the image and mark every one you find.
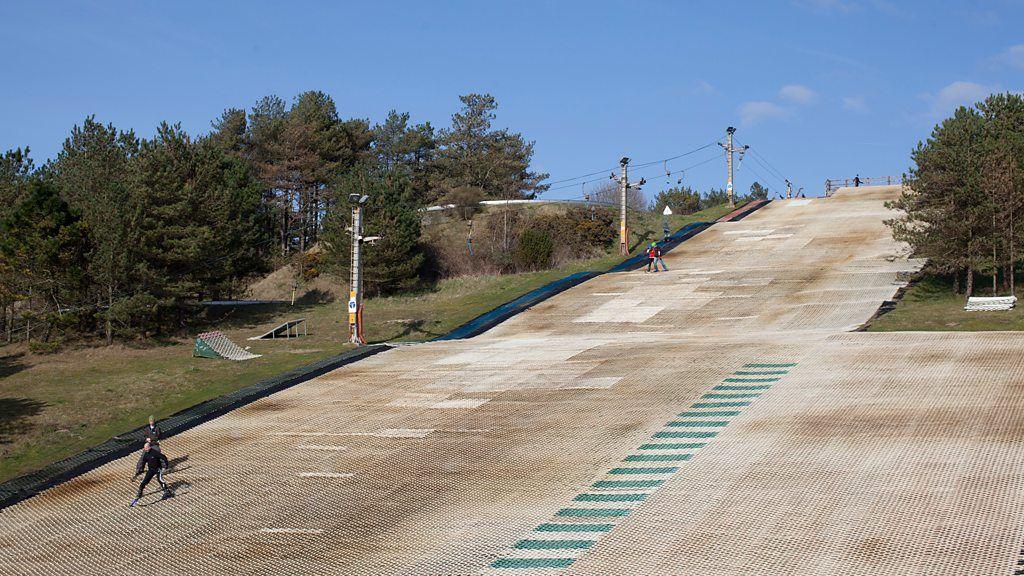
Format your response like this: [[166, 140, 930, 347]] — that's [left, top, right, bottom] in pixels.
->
[[542, 139, 718, 188], [747, 154, 787, 188], [558, 151, 724, 202], [734, 141, 788, 182], [738, 160, 772, 189]]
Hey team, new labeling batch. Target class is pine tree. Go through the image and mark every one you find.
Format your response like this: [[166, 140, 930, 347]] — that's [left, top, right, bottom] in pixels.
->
[[53, 116, 141, 344], [432, 94, 549, 202]]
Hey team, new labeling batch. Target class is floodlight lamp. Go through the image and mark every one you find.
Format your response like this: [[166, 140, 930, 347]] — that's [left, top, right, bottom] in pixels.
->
[[620, 157, 630, 166], [726, 126, 736, 134], [359, 195, 369, 204], [348, 193, 361, 204]]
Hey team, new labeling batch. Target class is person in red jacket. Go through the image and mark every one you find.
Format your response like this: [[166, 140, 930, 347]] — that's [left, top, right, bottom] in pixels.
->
[[646, 242, 658, 273], [653, 242, 668, 272]]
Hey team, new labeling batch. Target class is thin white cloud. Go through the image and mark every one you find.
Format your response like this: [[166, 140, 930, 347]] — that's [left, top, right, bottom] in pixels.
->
[[997, 44, 1024, 69], [842, 95, 869, 114], [778, 84, 818, 105], [693, 79, 716, 95], [921, 81, 997, 117], [738, 101, 793, 126]]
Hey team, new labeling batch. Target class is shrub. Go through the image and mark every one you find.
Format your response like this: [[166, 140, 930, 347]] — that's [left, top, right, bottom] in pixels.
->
[[515, 228, 554, 271], [28, 339, 62, 354], [297, 252, 321, 282]]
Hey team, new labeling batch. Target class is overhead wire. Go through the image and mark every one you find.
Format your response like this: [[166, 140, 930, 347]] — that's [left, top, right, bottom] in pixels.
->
[[540, 139, 719, 192], [555, 151, 725, 202], [733, 139, 789, 187]]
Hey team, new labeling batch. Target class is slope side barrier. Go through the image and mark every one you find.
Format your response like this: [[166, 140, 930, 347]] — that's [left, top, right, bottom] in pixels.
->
[[0, 345, 388, 510]]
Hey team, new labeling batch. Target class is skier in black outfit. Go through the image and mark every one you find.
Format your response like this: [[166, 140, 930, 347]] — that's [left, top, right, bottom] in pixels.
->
[[131, 439, 170, 507]]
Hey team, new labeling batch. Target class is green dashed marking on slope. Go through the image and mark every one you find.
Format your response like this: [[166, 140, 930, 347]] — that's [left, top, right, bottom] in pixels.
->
[[592, 480, 663, 489], [666, 420, 728, 427], [556, 508, 630, 517], [734, 370, 787, 375], [491, 361, 796, 570], [692, 401, 751, 408], [624, 453, 692, 462], [574, 493, 647, 502], [535, 523, 615, 532], [678, 410, 740, 417], [492, 558, 576, 568], [703, 393, 761, 399], [608, 466, 679, 475], [514, 539, 594, 550], [653, 431, 718, 439], [639, 442, 707, 450]]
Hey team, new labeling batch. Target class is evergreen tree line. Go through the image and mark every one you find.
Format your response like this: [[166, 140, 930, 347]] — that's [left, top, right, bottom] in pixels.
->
[[650, 182, 766, 216], [888, 92, 1024, 297], [0, 92, 547, 344]]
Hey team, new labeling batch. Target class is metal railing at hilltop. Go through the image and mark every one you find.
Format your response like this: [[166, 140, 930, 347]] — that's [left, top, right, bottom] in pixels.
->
[[824, 176, 900, 196]]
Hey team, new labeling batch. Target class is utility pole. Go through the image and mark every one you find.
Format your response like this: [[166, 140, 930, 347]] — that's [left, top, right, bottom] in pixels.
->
[[786, 179, 793, 200], [614, 157, 645, 255], [348, 194, 367, 345], [618, 157, 629, 255], [346, 193, 380, 346], [719, 127, 748, 207]]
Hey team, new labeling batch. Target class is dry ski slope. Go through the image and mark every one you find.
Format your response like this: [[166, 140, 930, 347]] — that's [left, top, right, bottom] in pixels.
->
[[5, 186, 1024, 575]]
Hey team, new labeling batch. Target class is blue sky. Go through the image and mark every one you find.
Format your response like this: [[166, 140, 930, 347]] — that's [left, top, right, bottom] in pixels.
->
[[1, 0, 1022, 199]]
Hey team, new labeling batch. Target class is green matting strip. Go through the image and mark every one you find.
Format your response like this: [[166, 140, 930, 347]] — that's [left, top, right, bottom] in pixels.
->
[[535, 523, 615, 532], [491, 558, 576, 569], [743, 363, 796, 368], [574, 493, 647, 502], [692, 401, 751, 408], [639, 442, 707, 450], [703, 393, 761, 399], [624, 454, 692, 462], [666, 420, 728, 427], [514, 539, 594, 550], [608, 466, 679, 475], [723, 377, 779, 383], [713, 385, 771, 391], [556, 508, 630, 517], [592, 480, 663, 489]]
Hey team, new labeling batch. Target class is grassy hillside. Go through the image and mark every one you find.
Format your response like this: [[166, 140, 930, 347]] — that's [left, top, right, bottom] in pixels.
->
[[867, 274, 1024, 332], [0, 203, 736, 483]]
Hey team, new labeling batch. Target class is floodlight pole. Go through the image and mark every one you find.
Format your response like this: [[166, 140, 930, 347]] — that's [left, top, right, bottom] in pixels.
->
[[618, 157, 630, 255], [348, 199, 365, 345], [786, 179, 793, 200]]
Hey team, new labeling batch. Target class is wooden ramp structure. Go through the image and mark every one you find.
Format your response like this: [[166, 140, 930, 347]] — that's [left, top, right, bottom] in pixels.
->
[[248, 318, 307, 340]]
